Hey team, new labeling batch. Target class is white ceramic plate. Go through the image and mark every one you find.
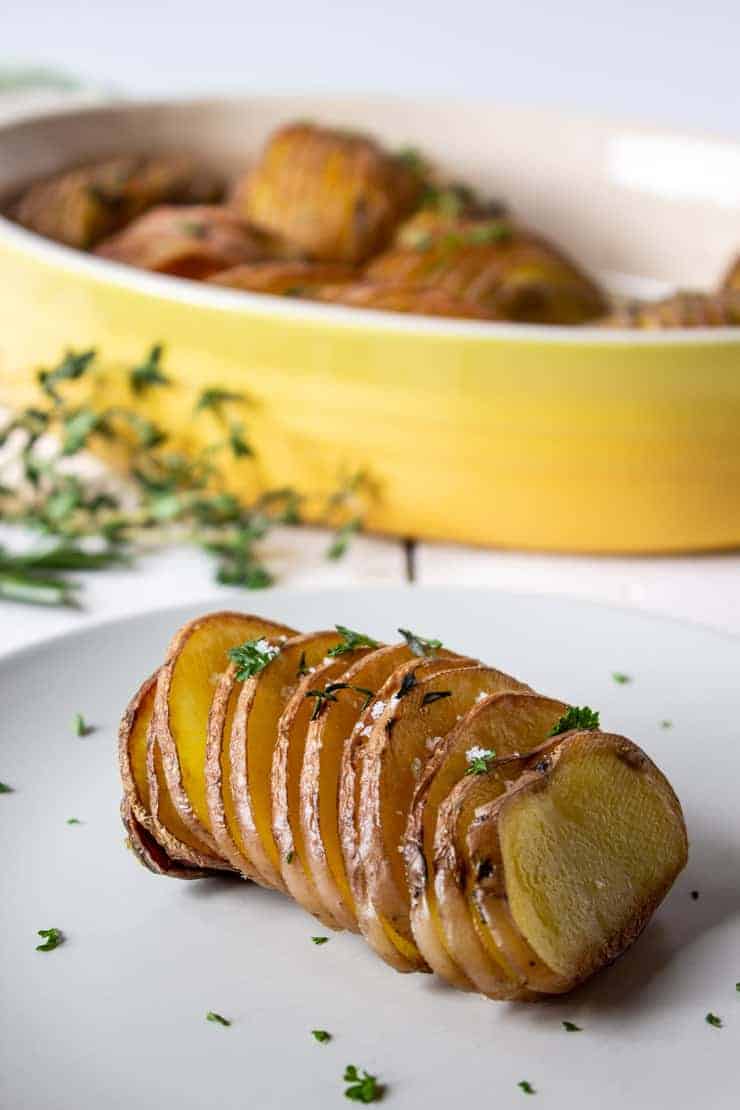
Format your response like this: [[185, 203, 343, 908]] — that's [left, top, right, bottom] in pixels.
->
[[2, 587, 738, 1110]]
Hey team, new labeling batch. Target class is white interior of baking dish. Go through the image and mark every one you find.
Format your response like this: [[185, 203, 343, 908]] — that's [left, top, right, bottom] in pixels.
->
[[1, 95, 739, 342]]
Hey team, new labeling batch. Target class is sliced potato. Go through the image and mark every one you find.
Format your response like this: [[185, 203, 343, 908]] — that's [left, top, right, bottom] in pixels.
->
[[313, 281, 495, 319], [405, 691, 568, 991], [121, 797, 209, 880], [95, 205, 268, 279], [599, 289, 740, 328], [723, 255, 740, 291], [470, 730, 688, 990], [272, 649, 376, 927], [118, 672, 159, 832], [208, 260, 357, 294], [154, 611, 295, 862], [227, 630, 354, 890]]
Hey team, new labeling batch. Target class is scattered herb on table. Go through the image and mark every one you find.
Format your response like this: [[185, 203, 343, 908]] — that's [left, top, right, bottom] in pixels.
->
[[706, 1012, 722, 1028], [549, 705, 599, 736], [327, 626, 380, 657], [311, 936, 329, 945], [228, 638, 280, 680], [73, 712, 93, 736], [344, 1065, 382, 1103], [66, 817, 82, 825], [562, 1020, 582, 1032], [612, 672, 631, 685], [398, 628, 443, 657], [518, 1080, 536, 1095], [0, 346, 374, 607], [36, 927, 64, 952], [206, 1011, 231, 1026], [0, 781, 13, 794], [735, 982, 740, 992], [421, 690, 452, 707], [465, 746, 497, 775], [312, 1029, 331, 1043], [660, 720, 673, 729]]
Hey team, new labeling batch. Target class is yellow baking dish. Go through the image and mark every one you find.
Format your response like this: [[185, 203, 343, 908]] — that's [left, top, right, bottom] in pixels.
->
[[1, 96, 739, 552]]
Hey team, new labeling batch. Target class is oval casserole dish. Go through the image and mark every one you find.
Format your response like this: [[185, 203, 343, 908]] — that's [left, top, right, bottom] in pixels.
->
[[1, 95, 739, 553]]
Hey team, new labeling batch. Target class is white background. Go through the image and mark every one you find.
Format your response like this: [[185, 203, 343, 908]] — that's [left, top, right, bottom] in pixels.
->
[[3, 0, 740, 136]]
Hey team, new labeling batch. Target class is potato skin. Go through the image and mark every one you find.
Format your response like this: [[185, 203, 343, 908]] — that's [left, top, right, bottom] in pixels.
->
[[208, 260, 357, 295], [313, 281, 496, 319], [722, 254, 740, 291], [121, 797, 211, 880], [237, 122, 422, 263], [95, 205, 268, 279], [13, 155, 222, 249]]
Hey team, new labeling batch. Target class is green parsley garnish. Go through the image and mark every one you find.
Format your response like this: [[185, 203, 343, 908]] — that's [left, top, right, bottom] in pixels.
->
[[466, 220, 512, 245], [312, 1029, 331, 1043], [129, 344, 170, 394], [548, 706, 600, 736], [296, 651, 309, 677], [562, 1021, 582, 1032], [398, 628, 443, 657], [195, 387, 246, 415], [735, 982, 739, 992], [421, 690, 452, 707], [206, 1011, 231, 1026], [612, 672, 631, 685], [228, 638, 279, 681], [465, 748, 497, 775], [344, 1065, 382, 1103], [706, 1012, 722, 1028], [0, 781, 13, 794], [66, 817, 82, 825], [395, 669, 418, 699], [286, 850, 294, 864], [305, 682, 373, 721], [73, 713, 93, 737], [518, 1081, 536, 1095], [311, 936, 329, 945], [327, 626, 379, 657], [660, 720, 673, 729], [327, 517, 362, 560], [691, 890, 699, 900], [36, 927, 64, 952]]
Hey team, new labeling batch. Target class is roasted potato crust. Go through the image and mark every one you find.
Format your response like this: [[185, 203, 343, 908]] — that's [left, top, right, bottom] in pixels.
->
[[600, 289, 740, 328], [208, 260, 357, 295], [237, 122, 422, 263], [313, 281, 495, 319], [13, 155, 222, 249]]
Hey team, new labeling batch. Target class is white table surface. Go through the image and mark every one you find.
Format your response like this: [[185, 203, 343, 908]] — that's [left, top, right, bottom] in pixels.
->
[[2, 81, 740, 656]]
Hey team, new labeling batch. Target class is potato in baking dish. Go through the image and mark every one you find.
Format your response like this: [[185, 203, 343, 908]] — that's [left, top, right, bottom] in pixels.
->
[[365, 219, 607, 325], [721, 254, 740, 291], [208, 259, 357, 295], [12, 155, 222, 249], [95, 205, 270, 279], [601, 289, 740, 328], [234, 122, 422, 263]]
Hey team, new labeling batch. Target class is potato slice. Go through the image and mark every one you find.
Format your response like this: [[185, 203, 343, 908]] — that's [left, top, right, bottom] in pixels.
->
[[313, 281, 495, 319], [153, 612, 295, 863], [121, 797, 209, 880], [272, 649, 376, 927], [353, 662, 530, 969], [469, 731, 688, 992], [227, 629, 359, 890], [338, 653, 477, 970], [405, 691, 568, 991], [208, 260, 357, 294], [723, 255, 740, 291]]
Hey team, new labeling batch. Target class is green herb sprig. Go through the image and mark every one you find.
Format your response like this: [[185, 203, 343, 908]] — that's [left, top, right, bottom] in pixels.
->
[[206, 1011, 231, 1026], [548, 706, 600, 736], [327, 626, 379, 657], [343, 1065, 382, 1103], [228, 638, 280, 681], [398, 628, 442, 657], [312, 1029, 331, 1043], [36, 927, 64, 952]]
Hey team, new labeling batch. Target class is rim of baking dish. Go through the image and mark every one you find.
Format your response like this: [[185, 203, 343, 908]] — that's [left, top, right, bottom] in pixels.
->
[[1, 97, 739, 348]]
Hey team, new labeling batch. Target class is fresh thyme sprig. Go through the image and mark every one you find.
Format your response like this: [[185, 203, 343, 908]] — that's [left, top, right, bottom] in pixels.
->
[[0, 345, 372, 605]]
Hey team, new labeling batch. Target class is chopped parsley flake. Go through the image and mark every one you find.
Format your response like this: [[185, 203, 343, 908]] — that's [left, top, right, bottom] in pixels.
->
[[36, 927, 64, 952], [286, 850, 294, 864], [0, 781, 12, 794], [612, 672, 631, 685], [311, 935, 329, 945], [398, 628, 443, 657], [327, 626, 379, 657], [562, 1021, 582, 1032], [73, 713, 93, 737], [660, 720, 673, 729], [690, 890, 699, 901], [66, 817, 82, 825], [421, 690, 452, 707], [518, 1080, 536, 1095], [395, 669, 418, 699], [312, 1029, 331, 1043], [228, 638, 279, 681], [548, 706, 599, 736], [206, 1011, 231, 1026], [129, 344, 170, 394], [706, 1012, 722, 1028], [344, 1065, 381, 1103], [465, 747, 496, 775]]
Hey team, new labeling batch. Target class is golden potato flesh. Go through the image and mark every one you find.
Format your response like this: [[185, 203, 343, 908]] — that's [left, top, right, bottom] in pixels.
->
[[208, 260, 357, 295], [95, 205, 269, 279], [237, 122, 422, 263], [601, 289, 740, 328], [470, 731, 687, 990], [366, 222, 606, 324], [356, 664, 530, 970], [405, 691, 568, 992], [13, 155, 222, 249]]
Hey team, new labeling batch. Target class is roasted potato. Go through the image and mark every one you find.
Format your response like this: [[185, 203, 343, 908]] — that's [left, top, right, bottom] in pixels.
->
[[95, 205, 269, 279], [208, 260, 357, 295], [405, 691, 568, 992], [312, 281, 496, 319], [13, 155, 222, 249], [366, 222, 606, 324], [235, 122, 422, 263], [722, 254, 740, 291], [601, 289, 740, 328], [119, 610, 688, 1002]]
